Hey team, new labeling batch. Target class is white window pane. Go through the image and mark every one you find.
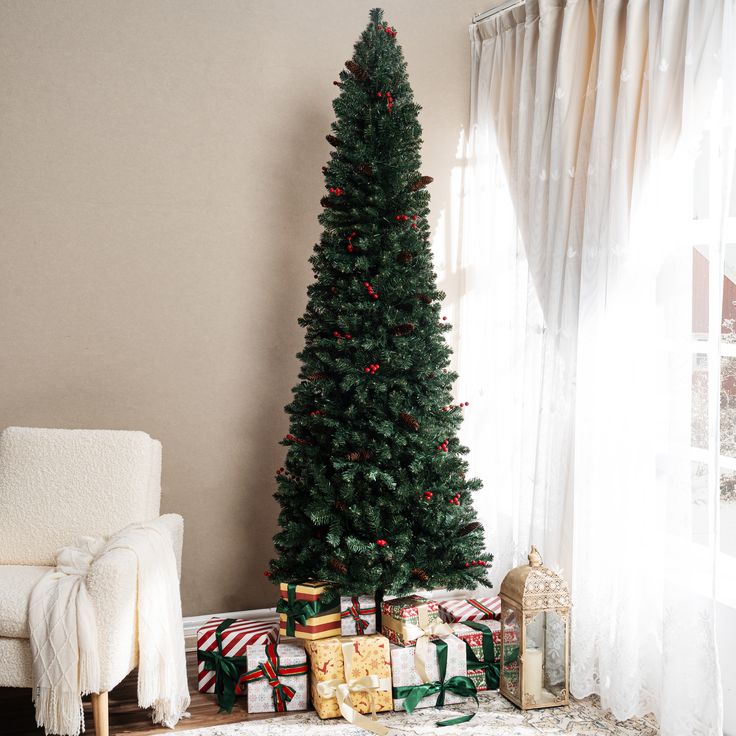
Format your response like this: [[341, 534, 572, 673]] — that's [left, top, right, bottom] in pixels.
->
[[693, 132, 710, 220], [722, 357, 736, 458], [692, 353, 709, 450]]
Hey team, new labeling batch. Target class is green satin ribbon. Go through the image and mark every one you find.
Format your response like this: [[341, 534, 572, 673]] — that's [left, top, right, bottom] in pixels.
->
[[462, 620, 518, 691], [392, 639, 478, 727], [276, 582, 339, 636], [197, 618, 248, 713]]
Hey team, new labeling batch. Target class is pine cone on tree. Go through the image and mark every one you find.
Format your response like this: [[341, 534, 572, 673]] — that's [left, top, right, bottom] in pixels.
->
[[346, 449, 372, 461], [409, 175, 434, 192], [330, 285, 338, 295], [334, 500, 347, 512], [329, 557, 348, 575], [345, 60, 369, 81], [356, 163, 373, 176], [326, 134, 342, 148], [411, 567, 429, 583], [399, 412, 420, 431], [460, 521, 483, 536], [320, 196, 337, 209], [306, 371, 328, 381], [418, 293, 432, 304], [397, 251, 413, 264], [392, 323, 415, 336]]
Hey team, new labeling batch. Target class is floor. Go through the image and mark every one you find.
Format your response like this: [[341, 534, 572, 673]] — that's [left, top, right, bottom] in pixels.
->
[[1, 652, 658, 736]]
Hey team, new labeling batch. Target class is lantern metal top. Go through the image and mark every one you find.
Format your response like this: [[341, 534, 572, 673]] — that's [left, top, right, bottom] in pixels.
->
[[499, 545, 570, 610]]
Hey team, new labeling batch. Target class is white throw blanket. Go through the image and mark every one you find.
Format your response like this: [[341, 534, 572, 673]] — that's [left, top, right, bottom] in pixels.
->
[[28, 522, 191, 735]]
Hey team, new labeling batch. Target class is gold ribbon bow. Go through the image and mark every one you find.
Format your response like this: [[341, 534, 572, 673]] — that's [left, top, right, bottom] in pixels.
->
[[315, 640, 392, 736], [383, 604, 454, 683]]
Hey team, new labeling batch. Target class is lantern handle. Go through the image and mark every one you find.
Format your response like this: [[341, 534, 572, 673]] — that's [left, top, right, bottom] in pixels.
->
[[528, 545, 543, 567]]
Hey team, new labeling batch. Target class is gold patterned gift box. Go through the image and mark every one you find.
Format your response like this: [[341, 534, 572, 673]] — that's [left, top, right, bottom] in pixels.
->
[[277, 581, 341, 640], [304, 634, 393, 725]]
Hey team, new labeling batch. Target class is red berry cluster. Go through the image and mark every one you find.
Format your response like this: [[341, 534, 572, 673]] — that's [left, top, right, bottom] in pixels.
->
[[377, 90, 394, 111], [263, 570, 272, 577], [376, 539, 388, 547], [422, 490, 433, 501], [448, 492, 461, 506], [329, 186, 344, 196], [363, 281, 379, 300], [395, 213, 418, 229], [437, 438, 449, 452], [375, 22, 397, 38], [441, 401, 470, 412], [309, 410, 323, 416], [364, 363, 380, 375], [332, 330, 352, 340], [465, 560, 488, 568], [346, 231, 357, 253], [276, 466, 295, 481]]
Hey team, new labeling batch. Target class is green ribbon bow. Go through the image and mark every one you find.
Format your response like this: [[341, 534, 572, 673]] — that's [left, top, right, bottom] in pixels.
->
[[463, 620, 519, 691], [275, 582, 339, 636], [392, 639, 478, 727], [197, 618, 249, 713]]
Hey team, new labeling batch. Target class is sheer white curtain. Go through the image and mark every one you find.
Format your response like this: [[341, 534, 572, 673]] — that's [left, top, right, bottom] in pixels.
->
[[460, 1, 735, 732]]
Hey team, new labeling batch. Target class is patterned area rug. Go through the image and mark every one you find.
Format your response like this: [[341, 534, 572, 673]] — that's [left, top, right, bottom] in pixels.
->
[[179, 693, 658, 735]]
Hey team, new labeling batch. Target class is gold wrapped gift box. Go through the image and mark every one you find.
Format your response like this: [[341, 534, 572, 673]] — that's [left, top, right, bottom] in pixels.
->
[[278, 580, 341, 640], [304, 634, 393, 720]]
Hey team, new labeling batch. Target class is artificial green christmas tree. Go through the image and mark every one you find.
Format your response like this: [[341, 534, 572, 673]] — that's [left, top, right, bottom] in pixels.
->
[[268, 8, 492, 596]]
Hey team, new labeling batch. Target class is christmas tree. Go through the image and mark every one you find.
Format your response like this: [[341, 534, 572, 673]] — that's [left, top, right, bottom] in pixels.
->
[[268, 8, 492, 596]]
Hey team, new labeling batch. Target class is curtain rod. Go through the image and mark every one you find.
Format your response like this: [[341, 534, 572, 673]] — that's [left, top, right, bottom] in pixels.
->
[[472, 0, 525, 23]]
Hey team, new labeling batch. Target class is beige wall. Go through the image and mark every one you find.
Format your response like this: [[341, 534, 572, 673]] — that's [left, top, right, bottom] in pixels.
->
[[0, 0, 481, 615]]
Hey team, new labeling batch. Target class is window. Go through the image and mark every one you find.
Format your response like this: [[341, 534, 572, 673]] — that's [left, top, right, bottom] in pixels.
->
[[691, 125, 736, 605]]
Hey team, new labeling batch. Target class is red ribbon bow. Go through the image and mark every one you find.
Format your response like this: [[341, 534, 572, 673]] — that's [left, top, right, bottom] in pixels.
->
[[340, 596, 377, 635], [239, 642, 307, 712]]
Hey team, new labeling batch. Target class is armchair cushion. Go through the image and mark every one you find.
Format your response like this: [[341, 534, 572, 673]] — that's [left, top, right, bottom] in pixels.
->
[[0, 565, 51, 638], [0, 427, 162, 565]]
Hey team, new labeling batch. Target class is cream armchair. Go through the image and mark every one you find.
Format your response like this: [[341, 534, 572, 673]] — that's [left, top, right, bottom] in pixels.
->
[[0, 427, 184, 735]]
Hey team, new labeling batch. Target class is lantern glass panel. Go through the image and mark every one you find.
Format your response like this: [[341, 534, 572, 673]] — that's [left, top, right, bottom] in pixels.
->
[[501, 606, 521, 699], [524, 610, 568, 705]]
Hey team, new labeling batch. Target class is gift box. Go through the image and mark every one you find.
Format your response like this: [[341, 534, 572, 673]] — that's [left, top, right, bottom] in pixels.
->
[[196, 616, 279, 711], [438, 595, 502, 623], [451, 621, 519, 692], [340, 595, 377, 636], [240, 640, 309, 713], [304, 634, 393, 722], [390, 635, 476, 712], [277, 581, 341, 640], [381, 595, 441, 647]]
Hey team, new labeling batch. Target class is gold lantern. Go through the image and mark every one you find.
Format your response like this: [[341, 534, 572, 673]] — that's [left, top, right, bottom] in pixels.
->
[[499, 545, 570, 709]]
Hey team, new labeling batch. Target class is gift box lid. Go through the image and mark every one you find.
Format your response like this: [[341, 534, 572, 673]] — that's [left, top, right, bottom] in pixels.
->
[[438, 596, 501, 622], [381, 594, 437, 618], [196, 616, 279, 654], [279, 580, 335, 600]]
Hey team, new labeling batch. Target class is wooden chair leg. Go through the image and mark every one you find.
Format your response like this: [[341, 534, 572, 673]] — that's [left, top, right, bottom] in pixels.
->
[[91, 692, 109, 736]]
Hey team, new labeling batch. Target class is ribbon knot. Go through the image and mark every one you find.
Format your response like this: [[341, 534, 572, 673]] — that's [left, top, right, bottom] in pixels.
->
[[340, 596, 376, 635], [239, 642, 308, 712], [197, 618, 248, 713]]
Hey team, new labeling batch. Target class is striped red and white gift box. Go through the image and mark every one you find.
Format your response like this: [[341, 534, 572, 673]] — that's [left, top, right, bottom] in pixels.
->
[[197, 617, 279, 694], [438, 596, 502, 623]]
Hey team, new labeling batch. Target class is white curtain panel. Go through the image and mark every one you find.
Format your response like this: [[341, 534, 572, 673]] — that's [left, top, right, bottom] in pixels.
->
[[461, 1, 735, 733]]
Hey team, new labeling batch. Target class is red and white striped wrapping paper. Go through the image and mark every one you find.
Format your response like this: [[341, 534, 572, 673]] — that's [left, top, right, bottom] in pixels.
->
[[197, 617, 279, 694], [438, 596, 502, 623]]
